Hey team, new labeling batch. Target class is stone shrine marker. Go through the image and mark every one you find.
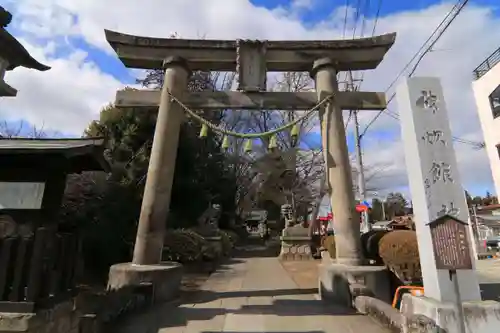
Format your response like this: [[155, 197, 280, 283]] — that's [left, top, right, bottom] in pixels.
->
[[397, 77, 481, 302]]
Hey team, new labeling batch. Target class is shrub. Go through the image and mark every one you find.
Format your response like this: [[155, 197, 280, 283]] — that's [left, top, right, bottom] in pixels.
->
[[217, 230, 234, 255], [223, 230, 240, 247], [379, 230, 421, 283], [322, 235, 336, 259], [201, 241, 222, 261], [162, 229, 206, 263]]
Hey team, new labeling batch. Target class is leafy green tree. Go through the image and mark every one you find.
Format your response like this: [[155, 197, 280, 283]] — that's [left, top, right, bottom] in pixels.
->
[[465, 190, 473, 207], [369, 198, 385, 221], [385, 192, 408, 218], [59, 69, 240, 281]]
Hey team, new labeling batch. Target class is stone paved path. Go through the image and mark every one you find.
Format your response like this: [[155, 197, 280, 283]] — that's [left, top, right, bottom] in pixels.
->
[[110, 255, 390, 333]]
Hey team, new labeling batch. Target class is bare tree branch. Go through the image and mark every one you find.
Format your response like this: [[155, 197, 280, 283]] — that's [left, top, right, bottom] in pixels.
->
[[0, 120, 49, 138]]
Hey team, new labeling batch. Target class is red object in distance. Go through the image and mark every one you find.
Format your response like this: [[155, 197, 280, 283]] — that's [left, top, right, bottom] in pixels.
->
[[355, 205, 368, 212], [317, 212, 333, 221]]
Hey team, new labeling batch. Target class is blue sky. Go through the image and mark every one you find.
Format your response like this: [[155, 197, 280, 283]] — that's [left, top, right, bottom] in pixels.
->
[[2, 0, 499, 198]]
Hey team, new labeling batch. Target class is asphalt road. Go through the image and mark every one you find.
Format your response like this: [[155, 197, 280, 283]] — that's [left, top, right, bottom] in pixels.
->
[[476, 258, 500, 301]]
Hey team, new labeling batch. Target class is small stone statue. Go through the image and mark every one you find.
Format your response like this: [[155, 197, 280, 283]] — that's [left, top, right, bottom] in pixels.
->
[[196, 204, 221, 236], [279, 204, 312, 261], [281, 204, 295, 227]]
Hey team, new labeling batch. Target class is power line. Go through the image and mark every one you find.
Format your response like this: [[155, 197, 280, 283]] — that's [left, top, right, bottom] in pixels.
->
[[361, 0, 468, 135], [360, 0, 475, 149], [351, 0, 383, 93], [351, 0, 364, 39], [361, 93, 484, 149], [347, 0, 379, 231], [345, 110, 353, 130], [342, 0, 350, 39]]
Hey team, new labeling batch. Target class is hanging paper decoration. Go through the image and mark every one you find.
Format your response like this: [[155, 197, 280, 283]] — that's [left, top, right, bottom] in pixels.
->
[[199, 124, 208, 138], [268, 134, 278, 150], [290, 124, 299, 147], [221, 135, 230, 149], [243, 139, 253, 152], [291, 124, 299, 137]]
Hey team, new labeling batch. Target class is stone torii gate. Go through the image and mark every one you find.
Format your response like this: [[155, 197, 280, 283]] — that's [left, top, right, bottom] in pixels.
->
[[104, 29, 395, 298]]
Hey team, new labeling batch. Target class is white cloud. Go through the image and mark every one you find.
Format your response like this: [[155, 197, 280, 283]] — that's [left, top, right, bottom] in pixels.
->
[[0, 0, 498, 196], [0, 38, 124, 134]]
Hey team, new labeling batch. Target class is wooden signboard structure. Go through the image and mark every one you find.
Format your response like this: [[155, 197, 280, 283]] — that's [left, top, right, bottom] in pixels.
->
[[428, 214, 473, 271], [104, 29, 396, 271], [428, 214, 471, 333]]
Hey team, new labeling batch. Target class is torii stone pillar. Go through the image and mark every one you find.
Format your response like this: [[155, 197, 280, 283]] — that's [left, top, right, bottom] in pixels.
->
[[107, 57, 188, 302], [132, 56, 191, 265], [312, 58, 363, 266]]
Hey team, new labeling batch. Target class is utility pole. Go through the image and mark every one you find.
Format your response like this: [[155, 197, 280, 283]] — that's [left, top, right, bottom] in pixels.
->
[[471, 204, 481, 255], [347, 70, 370, 233]]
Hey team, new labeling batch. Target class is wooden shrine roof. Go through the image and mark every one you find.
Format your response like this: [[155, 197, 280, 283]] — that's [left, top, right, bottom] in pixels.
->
[[0, 137, 110, 173], [104, 29, 396, 72]]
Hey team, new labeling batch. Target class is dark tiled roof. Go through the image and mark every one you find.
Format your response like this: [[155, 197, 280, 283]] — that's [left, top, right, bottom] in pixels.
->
[[0, 137, 109, 173]]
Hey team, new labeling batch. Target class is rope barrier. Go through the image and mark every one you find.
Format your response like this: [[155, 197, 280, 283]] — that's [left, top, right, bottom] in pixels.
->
[[167, 90, 334, 139]]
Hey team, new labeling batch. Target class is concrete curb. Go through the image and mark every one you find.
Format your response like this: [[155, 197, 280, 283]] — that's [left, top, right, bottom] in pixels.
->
[[354, 296, 404, 332], [354, 296, 447, 333]]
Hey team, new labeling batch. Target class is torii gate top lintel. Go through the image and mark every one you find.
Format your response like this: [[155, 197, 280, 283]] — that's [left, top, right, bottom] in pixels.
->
[[104, 29, 396, 72]]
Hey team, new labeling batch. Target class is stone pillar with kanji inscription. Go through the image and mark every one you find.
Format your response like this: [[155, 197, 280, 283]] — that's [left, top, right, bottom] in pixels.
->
[[397, 76, 481, 303], [396, 77, 500, 333]]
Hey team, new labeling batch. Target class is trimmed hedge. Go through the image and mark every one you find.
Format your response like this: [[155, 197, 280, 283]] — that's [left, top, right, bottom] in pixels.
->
[[162, 229, 206, 263], [201, 240, 222, 261], [378, 230, 422, 283], [223, 230, 240, 247], [162, 227, 242, 265], [217, 230, 234, 255]]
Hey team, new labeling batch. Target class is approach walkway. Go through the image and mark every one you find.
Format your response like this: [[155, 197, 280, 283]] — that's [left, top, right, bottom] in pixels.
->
[[110, 250, 391, 333]]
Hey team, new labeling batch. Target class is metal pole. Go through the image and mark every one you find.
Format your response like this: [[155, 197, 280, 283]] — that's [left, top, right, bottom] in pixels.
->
[[450, 270, 467, 333], [472, 204, 481, 254], [347, 71, 370, 232]]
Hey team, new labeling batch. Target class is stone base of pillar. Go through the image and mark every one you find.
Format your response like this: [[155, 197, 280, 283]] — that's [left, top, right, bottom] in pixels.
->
[[107, 262, 183, 303], [278, 224, 313, 261], [401, 294, 500, 333], [318, 252, 391, 307], [279, 238, 313, 261]]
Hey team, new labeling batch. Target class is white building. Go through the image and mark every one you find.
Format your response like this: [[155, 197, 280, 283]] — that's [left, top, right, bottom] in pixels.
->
[[472, 46, 500, 197]]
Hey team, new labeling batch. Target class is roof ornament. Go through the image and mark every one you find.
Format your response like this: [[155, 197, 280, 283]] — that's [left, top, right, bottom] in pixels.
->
[[0, 6, 50, 96], [0, 5, 51, 72]]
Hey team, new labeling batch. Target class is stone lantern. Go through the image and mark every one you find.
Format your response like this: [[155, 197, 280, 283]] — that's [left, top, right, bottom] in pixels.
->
[[0, 6, 50, 97]]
